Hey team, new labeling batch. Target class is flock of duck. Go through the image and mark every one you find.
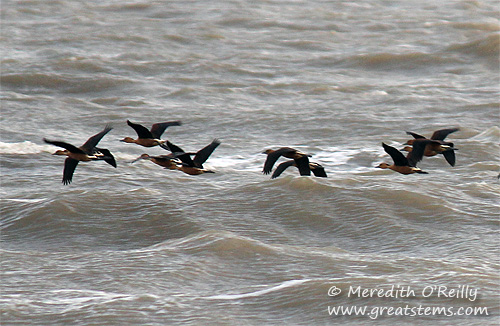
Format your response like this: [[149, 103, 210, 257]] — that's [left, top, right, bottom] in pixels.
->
[[43, 121, 459, 185]]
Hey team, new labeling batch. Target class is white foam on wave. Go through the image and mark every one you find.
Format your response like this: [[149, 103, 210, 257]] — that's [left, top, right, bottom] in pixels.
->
[[0, 141, 54, 155], [204, 279, 311, 300]]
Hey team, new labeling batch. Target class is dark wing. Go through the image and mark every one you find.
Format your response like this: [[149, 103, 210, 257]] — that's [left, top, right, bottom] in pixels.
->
[[430, 128, 459, 141], [62, 158, 79, 185], [165, 140, 185, 155], [407, 139, 437, 167], [80, 124, 113, 153], [382, 143, 409, 166], [441, 150, 456, 167], [271, 160, 296, 179], [406, 131, 426, 139], [95, 148, 117, 168], [294, 156, 311, 176], [44, 138, 85, 154], [262, 148, 294, 174], [127, 120, 153, 139], [166, 140, 195, 167], [310, 163, 327, 177], [150, 121, 182, 139], [193, 139, 220, 168]]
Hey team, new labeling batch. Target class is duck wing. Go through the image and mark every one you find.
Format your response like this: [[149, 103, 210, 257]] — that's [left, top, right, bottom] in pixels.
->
[[271, 160, 295, 179], [44, 138, 85, 154], [382, 143, 409, 166], [262, 148, 295, 174], [193, 139, 220, 168], [407, 139, 437, 167], [95, 148, 117, 168], [80, 125, 113, 153], [406, 131, 426, 139], [310, 162, 327, 177], [127, 120, 153, 139], [150, 121, 182, 139], [430, 128, 459, 141], [294, 156, 311, 176], [441, 150, 456, 167], [166, 141, 195, 167], [62, 158, 79, 185]]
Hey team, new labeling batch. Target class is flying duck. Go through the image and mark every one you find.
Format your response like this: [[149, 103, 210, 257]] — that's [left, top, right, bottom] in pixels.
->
[[262, 147, 311, 175], [44, 125, 116, 184], [165, 139, 220, 175], [404, 128, 459, 166], [376, 141, 436, 174], [121, 120, 181, 148]]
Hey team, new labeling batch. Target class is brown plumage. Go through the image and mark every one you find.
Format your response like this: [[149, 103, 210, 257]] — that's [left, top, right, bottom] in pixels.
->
[[131, 154, 180, 170], [376, 141, 433, 175], [121, 120, 181, 148], [262, 147, 311, 175], [165, 139, 220, 175], [404, 128, 459, 166], [44, 125, 116, 185]]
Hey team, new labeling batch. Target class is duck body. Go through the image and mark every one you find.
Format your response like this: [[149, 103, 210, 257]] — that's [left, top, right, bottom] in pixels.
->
[[376, 142, 431, 175], [132, 153, 180, 170]]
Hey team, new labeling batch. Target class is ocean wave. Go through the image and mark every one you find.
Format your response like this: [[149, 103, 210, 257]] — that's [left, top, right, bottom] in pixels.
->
[[147, 230, 283, 257], [205, 279, 311, 300], [446, 33, 500, 64], [469, 126, 500, 141], [339, 51, 462, 70], [1, 72, 133, 93]]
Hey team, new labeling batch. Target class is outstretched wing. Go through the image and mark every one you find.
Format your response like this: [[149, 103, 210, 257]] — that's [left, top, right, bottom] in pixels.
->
[[193, 139, 220, 168], [44, 138, 85, 154], [166, 140, 195, 167], [310, 163, 327, 177], [406, 131, 426, 139], [150, 121, 182, 139], [294, 156, 311, 176], [62, 158, 79, 185], [441, 150, 456, 167], [382, 143, 408, 166], [80, 124, 113, 153], [95, 148, 117, 168], [262, 148, 295, 175], [127, 120, 153, 139], [430, 128, 459, 141], [406, 139, 437, 167], [271, 160, 295, 179]]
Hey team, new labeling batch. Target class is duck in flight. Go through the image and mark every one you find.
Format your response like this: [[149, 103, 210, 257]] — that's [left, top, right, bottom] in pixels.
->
[[165, 139, 220, 175], [44, 125, 116, 184], [262, 147, 311, 175], [376, 140, 446, 175], [403, 128, 459, 166], [131, 153, 180, 170], [271, 157, 327, 179], [121, 120, 181, 149]]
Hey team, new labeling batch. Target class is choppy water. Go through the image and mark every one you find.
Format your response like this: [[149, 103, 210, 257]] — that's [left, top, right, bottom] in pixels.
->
[[1, 0, 499, 325]]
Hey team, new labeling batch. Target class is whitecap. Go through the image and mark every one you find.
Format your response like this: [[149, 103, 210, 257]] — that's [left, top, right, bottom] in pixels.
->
[[204, 279, 311, 300]]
